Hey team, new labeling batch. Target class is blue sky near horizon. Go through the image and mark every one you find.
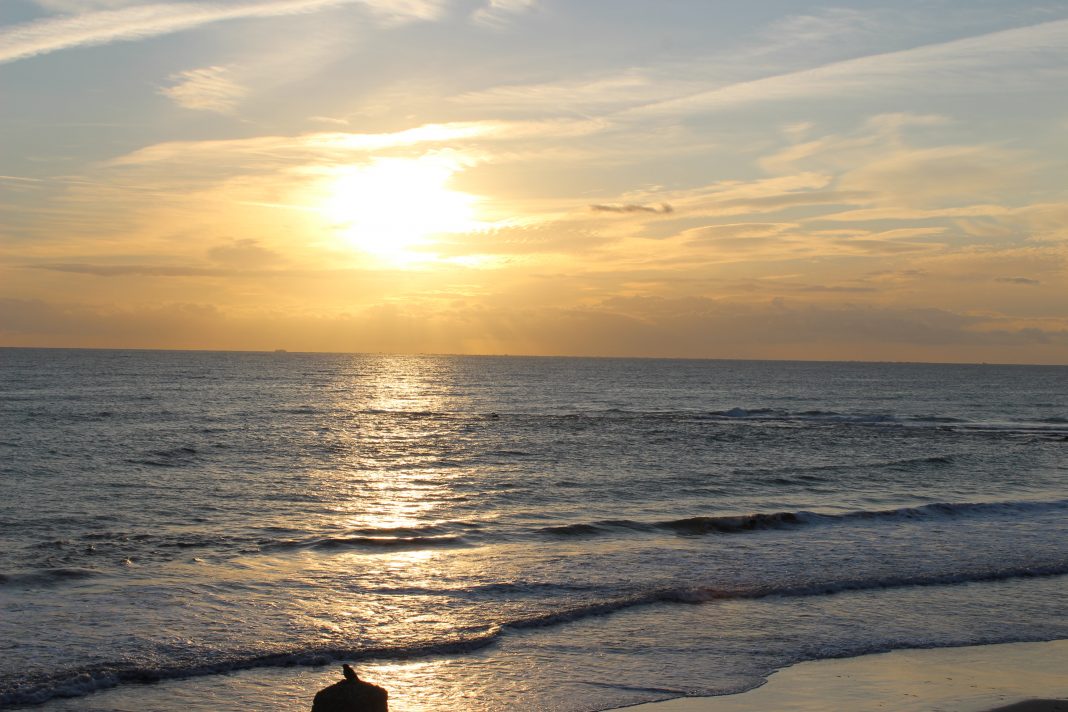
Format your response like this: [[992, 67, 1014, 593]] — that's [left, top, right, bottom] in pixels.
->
[[1, 0, 1067, 362]]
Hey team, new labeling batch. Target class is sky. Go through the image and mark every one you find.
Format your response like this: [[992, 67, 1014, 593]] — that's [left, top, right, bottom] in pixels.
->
[[1, 0, 1067, 363]]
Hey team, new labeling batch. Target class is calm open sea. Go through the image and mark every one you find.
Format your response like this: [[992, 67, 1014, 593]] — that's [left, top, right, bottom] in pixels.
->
[[2, 349, 1067, 710]]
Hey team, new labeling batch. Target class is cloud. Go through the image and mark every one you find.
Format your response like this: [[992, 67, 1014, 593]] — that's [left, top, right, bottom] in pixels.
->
[[106, 126, 480, 170], [794, 284, 877, 293], [590, 203, 673, 215], [626, 17, 1068, 117], [207, 239, 283, 267], [0, 297, 229, 346], [449, 9, 900, 116], [675, 221, 940, 262], [839, 145, 1033, 209], [28, 262, 230, 277], [471, 0, 537, 29], [451, 69, 681, 115], [160, 66, 247, 114], [591, 296, 1068, 352], [591, 173, 855, 228], [422, 225, 609, 258], [710, 190, 867, 216], [759, 113, 954, 175], [0, 0, 443, 65], [817, 204, 1011, 223], [33, 0, 141, 11], [6, 295, 1067, 362], [997, 202, 1068, 242], [682, 223, 796, 252], [0, 175, 46, 184], [308, 115, 351, 126], [759, 7, 882, 49], [669, 172, 832, 204], [686, 222, 795, 239], [996, 276, 1041, 286], [107, 118, 604, 169], [750, 116, 1040, 225]]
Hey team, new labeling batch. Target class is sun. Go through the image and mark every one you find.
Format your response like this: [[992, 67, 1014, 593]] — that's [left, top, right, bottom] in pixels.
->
[[317, 154, 480, 264]]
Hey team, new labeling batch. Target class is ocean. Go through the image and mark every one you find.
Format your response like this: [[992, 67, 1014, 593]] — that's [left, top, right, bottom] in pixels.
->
[[1, 348, 1066, 711]]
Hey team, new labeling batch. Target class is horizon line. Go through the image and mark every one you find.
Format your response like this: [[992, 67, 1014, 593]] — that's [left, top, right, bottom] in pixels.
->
[[0, 344, 1064, 368]]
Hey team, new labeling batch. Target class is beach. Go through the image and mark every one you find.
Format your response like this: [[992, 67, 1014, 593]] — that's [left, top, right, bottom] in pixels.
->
[[621, 640, 1068, 712]]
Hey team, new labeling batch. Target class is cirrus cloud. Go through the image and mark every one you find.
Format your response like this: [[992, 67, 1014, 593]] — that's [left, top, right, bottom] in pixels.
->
[[160, 65, 247, 113], [0, 0, 443, 65]]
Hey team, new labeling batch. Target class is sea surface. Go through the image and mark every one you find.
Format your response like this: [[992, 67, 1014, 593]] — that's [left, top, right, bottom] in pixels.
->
[[1, 349, 1067, 711]]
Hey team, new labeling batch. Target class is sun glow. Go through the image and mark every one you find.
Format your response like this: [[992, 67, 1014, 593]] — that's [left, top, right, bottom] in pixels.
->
[[317, 155, 481, 264]]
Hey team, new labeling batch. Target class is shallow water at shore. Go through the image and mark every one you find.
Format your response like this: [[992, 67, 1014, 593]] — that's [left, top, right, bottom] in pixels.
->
[[623, 640, 1068, 712]]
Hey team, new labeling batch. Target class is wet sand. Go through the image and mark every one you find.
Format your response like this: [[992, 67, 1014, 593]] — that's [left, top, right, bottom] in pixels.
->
[[617, 640, 1068, 712]]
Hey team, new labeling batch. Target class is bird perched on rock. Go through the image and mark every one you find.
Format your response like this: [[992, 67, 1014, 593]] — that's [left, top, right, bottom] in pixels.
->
[[311, 665, 388, 712]]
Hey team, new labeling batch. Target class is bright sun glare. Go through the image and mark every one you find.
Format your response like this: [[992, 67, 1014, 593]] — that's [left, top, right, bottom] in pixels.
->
[[318, 155, 480, 264]]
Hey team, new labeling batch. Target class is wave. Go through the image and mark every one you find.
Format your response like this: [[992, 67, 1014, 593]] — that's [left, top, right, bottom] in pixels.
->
[[0, 568, 99, 588], [0, 631, 503, 708], [6, 562, 1067, 707], [895, 454, 954, 465], [705, 407, 898, 424], [3, 523, 485, 576], [501, 562, 1068, 632], [257, 521, 481, 553], [369, 580, 603, 597], [263, 534, 468, 552], [703, 407, 984, 427], [312, 535, 467, 551], [538, 523, 606, 536], [771, 408, 1068, 436], [738, 453, 959, 482], [269, 406, 324, 415], [518, 406, 1068, 436], [125, 445, 198, 468], [956, 421, 1068, 436], [538, 498, 1068, 539]]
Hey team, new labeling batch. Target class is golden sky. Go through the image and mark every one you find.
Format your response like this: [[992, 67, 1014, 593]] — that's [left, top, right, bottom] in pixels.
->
[[2, 1, 1067, 362]]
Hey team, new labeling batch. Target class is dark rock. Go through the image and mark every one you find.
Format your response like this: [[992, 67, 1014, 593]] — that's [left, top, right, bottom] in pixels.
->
[[311, 665, 388, 712]]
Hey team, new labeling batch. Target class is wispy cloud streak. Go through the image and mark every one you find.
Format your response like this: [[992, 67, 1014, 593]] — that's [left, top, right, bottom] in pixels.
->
[[471, 0, 537, 28], [0, 0, 441, 64], [626, 17, 1068, 116], [590, 203, 674, 215], [161, 65, 246, 113], [107, 118, 606, 166]]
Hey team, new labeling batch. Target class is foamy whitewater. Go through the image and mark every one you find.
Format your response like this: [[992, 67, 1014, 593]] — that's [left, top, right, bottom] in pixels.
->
[[2, 349, 1067, 710]]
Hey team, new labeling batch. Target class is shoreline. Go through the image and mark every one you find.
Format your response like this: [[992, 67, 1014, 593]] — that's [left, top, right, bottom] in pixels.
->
[[615, 639, 1068, 712]]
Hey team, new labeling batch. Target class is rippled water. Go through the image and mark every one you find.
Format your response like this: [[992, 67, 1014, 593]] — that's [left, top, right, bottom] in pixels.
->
[[2, 349, 1067, 710]]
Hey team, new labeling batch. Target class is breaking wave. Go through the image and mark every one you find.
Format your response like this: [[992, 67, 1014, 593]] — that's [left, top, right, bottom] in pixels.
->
[[538, 498, 1068, 538], [256, 522, 483, 553], [5, 561, 1067, 707]]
